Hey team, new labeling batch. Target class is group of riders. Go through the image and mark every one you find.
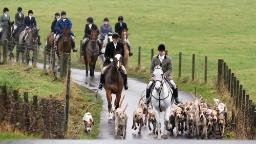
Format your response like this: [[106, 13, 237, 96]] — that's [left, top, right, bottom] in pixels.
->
[[0, 7, 180, 104]]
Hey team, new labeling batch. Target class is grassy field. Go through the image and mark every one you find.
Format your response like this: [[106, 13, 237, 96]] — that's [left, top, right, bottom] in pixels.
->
[[0, 0, 255, 101], [0, 64, 102, 139], [0, 64, 64, 98]]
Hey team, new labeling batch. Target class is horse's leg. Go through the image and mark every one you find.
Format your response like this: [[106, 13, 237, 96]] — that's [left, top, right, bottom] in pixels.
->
[[106, 90, 113, 120], [115, 93, 121, 110], [25, 47, 29, 65], [43, 45, 47, 73], [157, 112, 161, 139], [16, 45, 20, 63], [84, 55, 88, 77]]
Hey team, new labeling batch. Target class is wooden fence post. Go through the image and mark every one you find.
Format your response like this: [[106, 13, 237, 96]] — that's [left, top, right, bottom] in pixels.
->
[[223, 62, 227, 85], [204, 56, 207, 83], [151, 48, 154, 61], [235, 80, 240, 109], [64, 55, 71, 134], [138, 47, 141, 68], [238, 85, 243, 109], [228, 69, 231, 91], [231, 73, 234, 97], [218, 59, 224, 85], [23, 92, 28, 103], [192, 54, 195, 81], [33, 95, 38, 108], [178, 52, 182, 78]]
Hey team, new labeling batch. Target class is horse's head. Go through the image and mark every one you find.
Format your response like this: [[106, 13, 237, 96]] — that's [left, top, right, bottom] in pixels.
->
[[112, 54, 123, 69], [90, 31, 98, 43], [61, 27, 70, 42], [25, 28, 39, 44], [121, 29, 128, 42], [153, 65, 164, 91]]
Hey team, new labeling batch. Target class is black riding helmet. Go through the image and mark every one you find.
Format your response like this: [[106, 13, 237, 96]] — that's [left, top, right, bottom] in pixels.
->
[[158, 44, 166, 51], [112, 33, 119, 39], [118, 16, 123, 21], [55, 12, 60, 16], [28, 10, 33, 15], [17, 7, 22, 12], [61, 11, 66, 16], [103, 17, 109, 22], [3, 7, 9, 13], [87, 17, 93, 23]]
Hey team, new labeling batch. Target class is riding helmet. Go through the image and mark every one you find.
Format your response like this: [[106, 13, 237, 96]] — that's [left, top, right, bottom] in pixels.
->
[[112, 33, 119, 39], [61, 11, 66, 16], [118, 16, 123, 21], [3, 7, 9, 13], [103, 17, 109, 22], [28, 10, 33, 15], [158, 44, 166, 51], [87, 17, 93, 23], [17, 7, 22, 12], [55, 12, 60, 16]]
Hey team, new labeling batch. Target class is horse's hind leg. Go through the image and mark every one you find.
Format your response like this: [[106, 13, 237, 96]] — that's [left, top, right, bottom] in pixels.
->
[[114, 93, 121, 109], [106, 91, 113, 120]]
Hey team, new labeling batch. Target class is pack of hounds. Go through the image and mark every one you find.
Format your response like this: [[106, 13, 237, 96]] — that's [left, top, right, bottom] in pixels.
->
[[83, 96, 227, 140]]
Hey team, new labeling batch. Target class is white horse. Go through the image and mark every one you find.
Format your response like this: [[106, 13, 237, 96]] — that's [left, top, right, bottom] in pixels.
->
[[150, 65, 174, 139]]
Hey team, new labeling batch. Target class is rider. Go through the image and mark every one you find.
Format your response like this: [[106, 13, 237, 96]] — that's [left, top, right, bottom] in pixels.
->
[[99, 17, 112, 43], [98, 33, 128, 90], [81, 16, 101, 56], [51, 12, 60, 33], [14, 7, 24, 35], [54, 11, 76, 51], [20, 10, 41, 45], [146, 44, 180, 104], [114, 16, 133, 56], [0, 7, 10, 40]]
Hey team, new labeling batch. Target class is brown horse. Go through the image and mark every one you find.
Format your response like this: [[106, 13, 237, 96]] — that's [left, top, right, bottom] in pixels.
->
[[104, 54, 124, 119], [120, 29, 129, 68], [43, 33, 56, 74], [56, 27, 72, 78], [83, 31, 99, 78], [24, 28, 39, 67]]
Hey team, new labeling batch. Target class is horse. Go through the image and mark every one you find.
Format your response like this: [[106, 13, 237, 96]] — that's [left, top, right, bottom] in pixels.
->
[[43, 32, 56, 74], [56, 27, 72, 79], [83, 30, 99, 79], [104, 54, 124, 120], [120, 29, 129, 68], [150, 65, 174, 139], [0, 21, 14, 63], [23, 28, 39, 67]]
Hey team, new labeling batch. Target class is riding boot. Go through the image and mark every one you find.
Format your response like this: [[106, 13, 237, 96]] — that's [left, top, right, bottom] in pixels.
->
[[71, 40, 77, 52], [173, 88, 180, 104], [98, 74, 105, 90], [123, 74, 128, 90], [38, 35, 41, 46], [127, 44, 133, 56], [97, 41, 102, 55]]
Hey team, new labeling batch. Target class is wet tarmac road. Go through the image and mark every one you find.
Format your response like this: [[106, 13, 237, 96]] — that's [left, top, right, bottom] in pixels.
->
[[71, 68, 195, 140]]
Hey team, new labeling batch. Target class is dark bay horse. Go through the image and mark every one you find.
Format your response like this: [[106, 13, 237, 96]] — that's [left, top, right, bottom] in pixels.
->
[[104, 54, 124, 119], [83, 31, 99, 78], [56, 27, 72, 79], [120, 29, 129, 68], [24, 28, 39, 67]]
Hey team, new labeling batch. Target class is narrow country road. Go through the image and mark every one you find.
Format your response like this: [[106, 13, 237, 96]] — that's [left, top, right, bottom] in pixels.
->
[[71, 68, 195, 140]]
